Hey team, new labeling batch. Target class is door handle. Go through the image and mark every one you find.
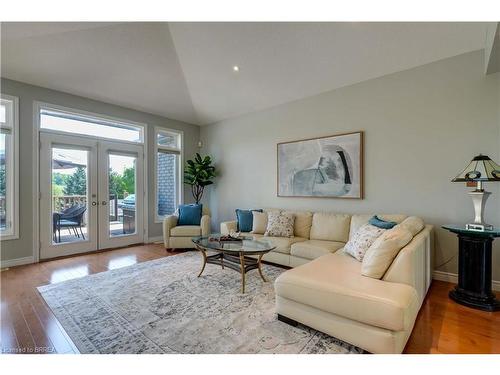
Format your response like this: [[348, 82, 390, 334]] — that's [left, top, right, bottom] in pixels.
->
[[92, 201, 98, 206], [101, 201, 107, 206]]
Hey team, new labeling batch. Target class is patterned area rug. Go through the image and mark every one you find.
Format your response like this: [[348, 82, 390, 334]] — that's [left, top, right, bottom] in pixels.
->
[[38, 252, 363, 354]]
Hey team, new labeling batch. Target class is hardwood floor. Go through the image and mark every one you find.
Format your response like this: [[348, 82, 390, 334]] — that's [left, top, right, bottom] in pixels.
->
[[1, 244, 499, 354], [405, 281, 500, 354]]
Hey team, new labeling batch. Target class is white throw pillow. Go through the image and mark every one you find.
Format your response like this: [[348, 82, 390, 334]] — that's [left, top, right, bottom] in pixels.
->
[[264, 211, 295, 237], [361, 227, 413, 279], [251, 211, 268, 234], [344, 224, 386, 261], [395, 216, 424, 236]]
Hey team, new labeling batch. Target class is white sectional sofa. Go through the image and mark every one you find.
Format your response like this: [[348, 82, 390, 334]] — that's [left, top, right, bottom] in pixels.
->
[[221, 209, 433, 354]]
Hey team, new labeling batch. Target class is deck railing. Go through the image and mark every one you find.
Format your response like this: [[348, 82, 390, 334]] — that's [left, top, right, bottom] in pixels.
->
[[52, 195, 87, 212], [52, 195, 120, 221]]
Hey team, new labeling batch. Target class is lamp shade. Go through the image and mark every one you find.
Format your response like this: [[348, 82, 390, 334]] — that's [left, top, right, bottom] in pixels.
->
[[452, 154, 500, 182]]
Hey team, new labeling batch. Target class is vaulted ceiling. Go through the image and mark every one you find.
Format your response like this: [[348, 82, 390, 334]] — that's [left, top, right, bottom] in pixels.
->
[[0, 22, 491, 125]]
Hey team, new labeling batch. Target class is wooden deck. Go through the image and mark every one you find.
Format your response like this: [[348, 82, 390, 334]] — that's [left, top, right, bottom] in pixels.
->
[[55, 222, 129, 244]]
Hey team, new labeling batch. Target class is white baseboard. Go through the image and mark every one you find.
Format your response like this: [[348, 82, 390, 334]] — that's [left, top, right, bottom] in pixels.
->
[[147, 236, 163, 244], [433, 270, 500, 291], [0, 256, 35, 269]]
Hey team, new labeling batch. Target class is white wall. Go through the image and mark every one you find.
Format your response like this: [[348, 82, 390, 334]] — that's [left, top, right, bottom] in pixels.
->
[[201, 50, 500, 279]]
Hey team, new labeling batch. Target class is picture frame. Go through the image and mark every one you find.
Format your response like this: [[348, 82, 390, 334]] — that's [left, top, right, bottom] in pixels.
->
[[277, 131, 364, 199]]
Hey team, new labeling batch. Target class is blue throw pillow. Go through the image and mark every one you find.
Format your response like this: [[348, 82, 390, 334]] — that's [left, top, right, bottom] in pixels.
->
[[235, 209, 263, 232], [178, 204, 203, 226], [369, 215, 397, 229]]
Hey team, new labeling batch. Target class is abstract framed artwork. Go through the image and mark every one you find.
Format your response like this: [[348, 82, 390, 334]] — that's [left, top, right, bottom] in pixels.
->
[[277, 131, 363, 199]]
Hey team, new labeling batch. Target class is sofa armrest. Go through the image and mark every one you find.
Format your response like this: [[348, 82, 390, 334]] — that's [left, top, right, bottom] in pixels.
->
[[200, 215, 211, 236], [162, 215, 178, 248], [220, 220, 237, 235]]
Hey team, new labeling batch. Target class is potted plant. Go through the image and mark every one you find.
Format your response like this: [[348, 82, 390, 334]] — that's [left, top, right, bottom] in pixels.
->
[[184, 153, 216, 204]]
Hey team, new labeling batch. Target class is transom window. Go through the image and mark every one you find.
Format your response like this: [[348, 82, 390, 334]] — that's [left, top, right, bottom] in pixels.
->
[[40, 107, 144, 143], [0, 95, 19, 239], [155, 128, 183, 220]]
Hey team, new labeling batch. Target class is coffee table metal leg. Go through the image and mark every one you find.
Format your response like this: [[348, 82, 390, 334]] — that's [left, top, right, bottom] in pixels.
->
[[257, 254, 267, 282], [239, 252, 246, 293], [197, 247, 207, 277]]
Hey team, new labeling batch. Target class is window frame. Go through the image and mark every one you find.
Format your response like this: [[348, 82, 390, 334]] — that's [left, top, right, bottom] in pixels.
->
[[0, 94, 20, 240], [37, 102, 145, 144], [154, 127, 183, 223]]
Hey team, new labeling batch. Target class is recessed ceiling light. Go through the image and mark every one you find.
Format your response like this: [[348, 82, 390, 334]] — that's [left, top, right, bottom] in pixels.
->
[[233, 65, 240, 72]]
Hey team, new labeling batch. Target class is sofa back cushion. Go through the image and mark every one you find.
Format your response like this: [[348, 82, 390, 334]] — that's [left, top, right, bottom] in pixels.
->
[[283, 210, 313, 238], [361, 226, 413, 279], [382, 225, 432, 303], [251, 211, 268, 234], [349, 214, 407, 240], [264, 208, 313, 238], [310, 212, 351, 243], [395, 216, 425, 236]]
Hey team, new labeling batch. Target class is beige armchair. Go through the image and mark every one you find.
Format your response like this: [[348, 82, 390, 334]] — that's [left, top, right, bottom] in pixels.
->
[[163, 207, 211, 250]]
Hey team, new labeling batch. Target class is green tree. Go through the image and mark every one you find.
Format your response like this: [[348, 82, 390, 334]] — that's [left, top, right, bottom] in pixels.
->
[[122, 167, 135, 195], [52, 184, 64, 197], [0, 166, 5, 196], [109, 170, 125, 198], [64, 167, 87, 195], [52, 172, 68, 186]]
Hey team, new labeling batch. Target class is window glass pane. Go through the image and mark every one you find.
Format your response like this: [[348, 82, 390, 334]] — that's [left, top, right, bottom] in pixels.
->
[[157, 131, 180, 149], [51, 148, 88, 244], [157, 152, 177, 216], [0, 104, 6, 123], [40, 109, 143, 143], [109, 154, 137, 237], [0, 134, 7, 231]]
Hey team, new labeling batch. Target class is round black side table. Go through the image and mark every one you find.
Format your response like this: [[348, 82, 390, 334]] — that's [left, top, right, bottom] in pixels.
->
[[442, 225, 500, 312]]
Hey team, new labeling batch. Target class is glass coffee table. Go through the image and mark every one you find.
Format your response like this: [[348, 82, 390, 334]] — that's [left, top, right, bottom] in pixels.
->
[[192, 235, 276, 293]]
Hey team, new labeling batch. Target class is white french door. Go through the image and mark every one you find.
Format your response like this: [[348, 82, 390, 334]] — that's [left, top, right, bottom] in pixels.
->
[[39, 133, 144, 259], [98, 141, 144, 250]]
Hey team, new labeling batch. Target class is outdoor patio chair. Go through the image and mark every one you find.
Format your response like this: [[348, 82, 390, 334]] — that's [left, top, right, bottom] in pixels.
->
[[53, 204, 87, 243]]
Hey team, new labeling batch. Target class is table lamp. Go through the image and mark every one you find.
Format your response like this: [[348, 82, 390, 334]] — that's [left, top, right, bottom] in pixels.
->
[[452, 154, 500, 231]]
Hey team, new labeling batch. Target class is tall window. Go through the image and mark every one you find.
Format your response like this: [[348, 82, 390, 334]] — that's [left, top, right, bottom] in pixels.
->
[[155, 128, 182, 220], [0, 95, 19, 239]]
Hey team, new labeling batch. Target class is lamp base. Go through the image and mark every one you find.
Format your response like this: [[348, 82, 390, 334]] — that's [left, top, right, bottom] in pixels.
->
[[467, 190, 492, 232]]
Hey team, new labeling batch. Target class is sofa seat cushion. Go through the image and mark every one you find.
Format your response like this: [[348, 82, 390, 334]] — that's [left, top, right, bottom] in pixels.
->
[[290, 240, 345, 260], [275, 252, 418, 331], [170, 225, 201, 237], [251, 235, 306, 254]]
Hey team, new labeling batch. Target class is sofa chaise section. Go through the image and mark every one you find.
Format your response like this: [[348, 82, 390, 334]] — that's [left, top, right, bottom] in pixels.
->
[[275, 224, 433, 353]]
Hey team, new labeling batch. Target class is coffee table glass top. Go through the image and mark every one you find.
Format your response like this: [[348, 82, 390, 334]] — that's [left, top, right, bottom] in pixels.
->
[[192, 235, 276, 254]]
